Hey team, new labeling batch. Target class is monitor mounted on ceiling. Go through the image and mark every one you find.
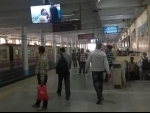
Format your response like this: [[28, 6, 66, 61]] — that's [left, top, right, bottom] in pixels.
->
[[30, 4, 61, 24]]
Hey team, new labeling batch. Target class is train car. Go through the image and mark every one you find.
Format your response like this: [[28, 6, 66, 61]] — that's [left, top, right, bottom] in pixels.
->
[[28, 45, 39, 74], [0, 44, 61, 86], [45, 46, 54, 69], [0, 44, 11, 83]]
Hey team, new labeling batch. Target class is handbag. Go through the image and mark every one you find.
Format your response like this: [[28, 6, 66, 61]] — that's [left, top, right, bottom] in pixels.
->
[[37, 85, 49, 101]]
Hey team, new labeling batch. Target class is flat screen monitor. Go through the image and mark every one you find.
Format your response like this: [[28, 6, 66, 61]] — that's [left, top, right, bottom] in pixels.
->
[[30, 4, 61, 23], [103, 26, 118, 34]]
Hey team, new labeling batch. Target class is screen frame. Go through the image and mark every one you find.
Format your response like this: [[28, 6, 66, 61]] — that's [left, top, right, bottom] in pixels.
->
[[30, 4, 61, 24], [103, 26, 119, 34]]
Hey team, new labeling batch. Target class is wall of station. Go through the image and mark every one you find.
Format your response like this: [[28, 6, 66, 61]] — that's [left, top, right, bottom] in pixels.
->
[[118, 9, 149, 53], [130, 9, 148, 52]]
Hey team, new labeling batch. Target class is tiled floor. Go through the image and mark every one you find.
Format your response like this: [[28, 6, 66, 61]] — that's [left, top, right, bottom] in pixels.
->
[[0, 68, 150, 112]]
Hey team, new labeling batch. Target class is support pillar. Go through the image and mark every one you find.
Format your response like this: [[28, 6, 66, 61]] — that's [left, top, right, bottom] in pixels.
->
[[147, 5, 150, 56], [60, 35, 63, 47], [52, 34, 57, 63], [21, 26, 29, 76], [66, 37, 70, 55], [75, 40, 77, 52], [40, 29, 44, 46]]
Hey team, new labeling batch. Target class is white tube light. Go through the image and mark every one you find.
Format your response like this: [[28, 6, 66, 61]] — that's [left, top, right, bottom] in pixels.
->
[[62, 14, 75, 16]]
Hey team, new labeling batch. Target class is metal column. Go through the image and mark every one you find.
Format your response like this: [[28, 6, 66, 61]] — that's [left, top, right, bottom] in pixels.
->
[[60, 35, 63, 47], [52, 34, 57, 63], [40, 29, 44, 46], [66, 37, 70, 55], [21, 26, 29, 76]]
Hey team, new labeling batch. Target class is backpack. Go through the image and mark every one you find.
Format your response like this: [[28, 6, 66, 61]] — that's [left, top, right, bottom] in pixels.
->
[[56, 54, 68, 74], [142, 57, 149, 71]]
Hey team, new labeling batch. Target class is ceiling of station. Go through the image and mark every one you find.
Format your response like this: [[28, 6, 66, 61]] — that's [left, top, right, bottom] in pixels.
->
[[0, 0, 102, 43], [97, 0, 150, 41], [0, 0, 149, 43]]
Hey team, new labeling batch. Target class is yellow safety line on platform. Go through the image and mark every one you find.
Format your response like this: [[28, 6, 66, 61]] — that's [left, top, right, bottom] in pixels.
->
[[0, 70, 54, 99], [0, 78, 35, 99]]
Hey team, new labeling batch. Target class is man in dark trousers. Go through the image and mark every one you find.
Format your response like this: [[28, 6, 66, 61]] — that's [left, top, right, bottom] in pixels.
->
[[32, 46, 49, 111], [79, 48, 87, 75], [77, 49, 81, 68], [85, 42, 111, 105], [56, 47, 71, 100], [72, 50, 77, 67]]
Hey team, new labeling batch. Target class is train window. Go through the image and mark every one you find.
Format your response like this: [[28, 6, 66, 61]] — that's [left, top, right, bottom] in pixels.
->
[[0, 49, 2, 59], [20, 50, 22, 58], [0, 49, 2, 56], [31, 50, 34, 57], [3, 49, 7, 59], [14, 49, 19, 59], [28, 50, 31, 57]]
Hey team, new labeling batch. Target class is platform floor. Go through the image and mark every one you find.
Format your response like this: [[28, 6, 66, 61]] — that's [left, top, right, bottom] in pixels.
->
[[0, 68, 150, 112]]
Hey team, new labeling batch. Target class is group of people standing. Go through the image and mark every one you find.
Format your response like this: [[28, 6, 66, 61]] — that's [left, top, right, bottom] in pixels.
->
[[128, 52, 150, 81], [32, 42, 115, 111]]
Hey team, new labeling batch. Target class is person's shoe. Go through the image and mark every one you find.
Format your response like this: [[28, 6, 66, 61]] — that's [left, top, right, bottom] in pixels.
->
[[66, 97, 70, 101], [96, 100, 102, 105], [32, 104, 40, 108], [102, 96, 104, 101], [38, 107, 47, 111], [57, 91, 61, 97]]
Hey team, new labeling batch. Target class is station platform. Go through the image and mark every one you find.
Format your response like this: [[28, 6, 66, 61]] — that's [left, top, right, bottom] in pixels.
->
[[0, 68, 150, 112]]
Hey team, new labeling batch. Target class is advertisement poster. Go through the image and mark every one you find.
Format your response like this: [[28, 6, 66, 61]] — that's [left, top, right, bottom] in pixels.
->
[[131, 29, 137, 51], [138, 22, 149, 52]]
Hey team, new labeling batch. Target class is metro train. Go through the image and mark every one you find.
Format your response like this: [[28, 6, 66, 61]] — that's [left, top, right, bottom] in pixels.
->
[[0, 44, 62, 87]]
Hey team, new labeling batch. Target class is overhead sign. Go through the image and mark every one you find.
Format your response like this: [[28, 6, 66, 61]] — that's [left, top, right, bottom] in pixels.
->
[[78, 33, 94, 40], [78, 33, 94, 43], [52, 20, 81, 32], [103, 26, 118, 34]]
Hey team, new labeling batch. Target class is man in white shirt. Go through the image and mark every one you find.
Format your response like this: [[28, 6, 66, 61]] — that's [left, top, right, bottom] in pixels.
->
[[85, 41, 111, 105], [137, 52, 150, 80]]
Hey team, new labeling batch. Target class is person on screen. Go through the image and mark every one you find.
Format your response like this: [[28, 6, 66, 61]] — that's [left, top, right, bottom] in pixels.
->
[[50, 5, 59, 23], [37, 8, 50, 23]]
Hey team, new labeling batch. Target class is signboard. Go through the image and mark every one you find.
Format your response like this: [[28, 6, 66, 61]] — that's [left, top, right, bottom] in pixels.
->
[[78, 33, 94, 40], [78, 33, 94, 44], [103, 26, 118, 34], [52, 20, 81, 32]]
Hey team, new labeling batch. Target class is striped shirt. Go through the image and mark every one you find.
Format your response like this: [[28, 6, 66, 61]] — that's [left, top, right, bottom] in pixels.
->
[[80, 53, 87, 62], [107, 51, 114, 65]]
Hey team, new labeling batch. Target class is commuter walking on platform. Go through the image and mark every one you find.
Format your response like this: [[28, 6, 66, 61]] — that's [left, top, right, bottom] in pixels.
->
[[128, 57, 137, 80], [32, 46, 49, 111], [85, 42, 111, 105], [105, 45, 115, 82], [77, 49, 81, 68], [79, 48, 87, 75], [72, 50, 77, 67], [56, 47, 71, 100], [137, 52, 150, 80]]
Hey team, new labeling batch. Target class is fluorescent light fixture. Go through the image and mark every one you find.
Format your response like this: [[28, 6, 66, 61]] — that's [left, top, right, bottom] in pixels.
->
[[47, 35, 52, 36], [70, 19, 79, 21], [98, 0, 101, 2], [62, 14, 75, 17], [109, 15, 124, 17]]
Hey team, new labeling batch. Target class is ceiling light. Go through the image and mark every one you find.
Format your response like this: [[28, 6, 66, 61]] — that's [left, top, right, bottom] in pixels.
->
[[98, 0, 101, 2], [70, 19, 79, 21], [62, 14, 75, 17]]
